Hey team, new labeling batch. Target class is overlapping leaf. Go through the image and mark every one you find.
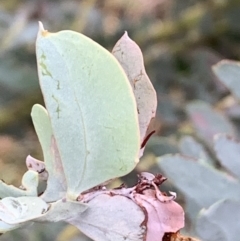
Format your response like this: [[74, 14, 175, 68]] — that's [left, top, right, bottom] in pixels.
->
[[157, 154, 240, 223], [213, 60, 240, 100], [214, 133, 240, 179], [0, 170, 38, 198], [196, 199, 240, 241], [186, 101, 236, 145], [31, 104, 67, 201], [112, 32, 157, 157], [179, 135, 214, 166], [69, 194, 145, 241], [0, 196, 49, 224]]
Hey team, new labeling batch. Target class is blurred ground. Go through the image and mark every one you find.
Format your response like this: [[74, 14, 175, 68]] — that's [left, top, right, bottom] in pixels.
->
[[1, 0, 240, 240]]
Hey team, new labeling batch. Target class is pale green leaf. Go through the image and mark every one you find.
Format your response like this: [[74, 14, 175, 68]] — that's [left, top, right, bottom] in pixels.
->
[[0, 170, 38, 198], [36, 199, 87, 223], [36, 23, 140, 199], [31, 104, 67, 202], [0, 197, 49, 224]]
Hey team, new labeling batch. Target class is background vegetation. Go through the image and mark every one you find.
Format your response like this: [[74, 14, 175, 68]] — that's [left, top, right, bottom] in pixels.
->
[[0, 0, 240, 240]]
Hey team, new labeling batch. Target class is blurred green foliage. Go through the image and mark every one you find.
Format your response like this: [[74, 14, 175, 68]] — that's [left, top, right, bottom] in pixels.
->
[[1, 0, 240, 240]]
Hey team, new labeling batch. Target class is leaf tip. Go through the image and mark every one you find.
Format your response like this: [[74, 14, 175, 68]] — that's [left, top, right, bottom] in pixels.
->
[[212, 60, 225, 73], [134, 157, 140, 164], [122, 31, 132, 41], [212, 59, 240, 73], [38, 22, 49, 37]]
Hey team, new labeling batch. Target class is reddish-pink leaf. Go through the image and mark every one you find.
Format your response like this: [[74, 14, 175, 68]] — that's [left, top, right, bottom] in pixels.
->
[[26, 155, 48, 181], [134, 189, 184, 241], [112, 32, 157, 157]]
